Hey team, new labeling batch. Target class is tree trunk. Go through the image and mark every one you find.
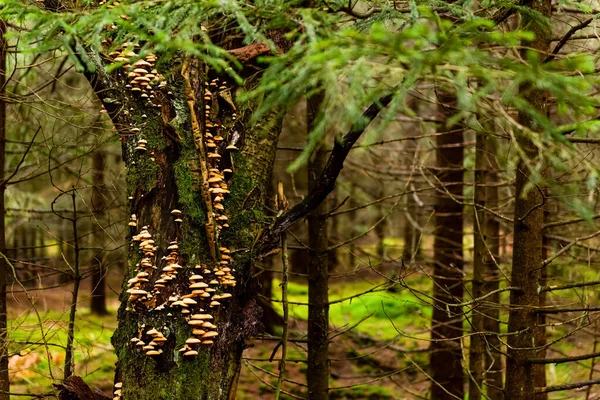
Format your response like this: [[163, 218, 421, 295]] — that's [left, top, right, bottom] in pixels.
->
[[85, 51, 281, 398], [306, 95, 329, 399], [0, 18, 9, 400], [535, 195, 549, 400], [430, 93, 464, 400], [90, 150, 108, 315], [469, 127, 503, 400], [327, 192, 339, 269], [504, 2, 551, 398], [374, 185, 386, 262]]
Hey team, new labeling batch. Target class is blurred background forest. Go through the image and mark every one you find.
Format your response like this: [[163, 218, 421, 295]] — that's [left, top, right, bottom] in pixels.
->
[[2, 0, 600, 399]]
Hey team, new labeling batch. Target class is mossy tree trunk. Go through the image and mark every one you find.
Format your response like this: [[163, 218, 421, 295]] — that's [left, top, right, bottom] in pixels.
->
[[85, 51, 280, 399], [504, 1, 551, 398]]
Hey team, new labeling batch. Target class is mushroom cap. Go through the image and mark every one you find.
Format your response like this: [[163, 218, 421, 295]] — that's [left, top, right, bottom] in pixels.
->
[[142, 345, 155, 351], [202, 331, 218, 338], [192, 314, 212, 320], [189, 274, 203, 281], [182, 298, 197, 305], [190, 282, 208, 289], [130, 289, 148, 295], [192, 329, 207, 336], [202, 340, 214, 345], [146, 328, 159, 336], [201, 322, 217, 329], [171, 209, 182, 216], [115, 382, 123, 388], [186, 337, 202, 344], [133, 60, 153, 68], [130, 338, 140, 342], [210, 301, 221, 307], [184, 350, 199, 356], [135, 341, 145, 346], [220, 293, 233, 299], [146, 350, 160, 356], [188, 320, 204, 326]]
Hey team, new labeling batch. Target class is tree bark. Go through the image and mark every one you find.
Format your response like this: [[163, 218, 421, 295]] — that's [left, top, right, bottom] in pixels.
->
[[306, 94, 330, 400], [430, 92, 464, 400], [83, 49, 281, 398], [504, 1, 551, 398], [0, 18, 8, 400], [90, 150, 109, 315], [469, 127, 503, 400]]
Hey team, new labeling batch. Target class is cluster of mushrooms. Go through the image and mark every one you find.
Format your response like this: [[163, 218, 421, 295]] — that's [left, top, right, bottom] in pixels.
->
[[179, 312, 219, 355], [125, 226, 156, 305], [108, 43, 166, 108], [204, 78, 238, 238], [99, 0, 120, 7], [121, 75, 242, 358], [113, 382, 122, 400], [130, 327, 168, 357]]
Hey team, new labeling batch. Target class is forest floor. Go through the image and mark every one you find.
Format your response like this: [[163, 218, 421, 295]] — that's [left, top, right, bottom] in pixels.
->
[[6, 257, 600, 399]]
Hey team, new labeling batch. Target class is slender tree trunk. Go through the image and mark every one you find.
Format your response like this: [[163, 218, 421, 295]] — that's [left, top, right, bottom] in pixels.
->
[[64, 190, 81, 379], [469, 127, 503, 400], [505, 2, 551, 398], [403, 192, 416, 264], [374, 185, 386, 262], [90, 150, 108, 315], [348, 183, 357, 268], [430, 92, 464, 400], [327, 192, 339, 269], [403, 135, 419, 265], [306, 95, 329, 400], [535, 197, 549, 400], [0, 18, 8, 400]]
